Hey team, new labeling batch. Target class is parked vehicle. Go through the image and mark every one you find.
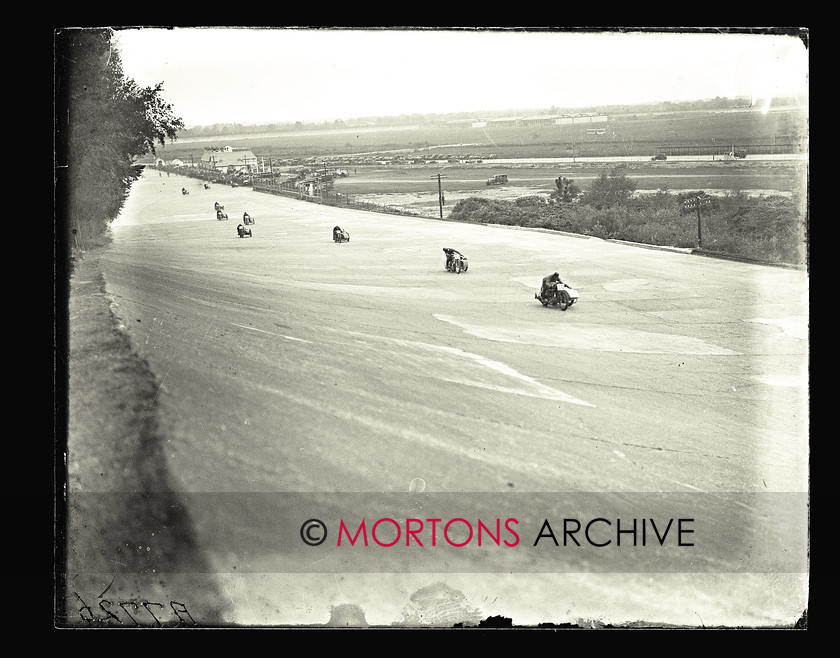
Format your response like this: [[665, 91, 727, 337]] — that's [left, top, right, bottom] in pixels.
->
[[486, 174, 508, 186], [721, 148, 747, 161]]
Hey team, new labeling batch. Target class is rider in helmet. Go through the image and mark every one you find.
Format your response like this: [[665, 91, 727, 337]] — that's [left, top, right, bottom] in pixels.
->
[[443, 248, 454, 269], [443, 248, 462, 270], [541, 272, 563, 300]]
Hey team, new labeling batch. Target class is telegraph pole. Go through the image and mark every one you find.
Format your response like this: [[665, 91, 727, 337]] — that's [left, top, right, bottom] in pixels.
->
[[430, 173, 447, 219], [682, 195, 712, 249], [696, 201, 702, 248]]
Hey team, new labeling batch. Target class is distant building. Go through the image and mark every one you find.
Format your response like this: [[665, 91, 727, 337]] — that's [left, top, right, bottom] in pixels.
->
[[200, 146, 258, 174], [555, 114, 608, 125], [154, 157, 187, 167], [487, 116, 522, 127], [520, 115, 557, 126], [446, 113, 609, 129]]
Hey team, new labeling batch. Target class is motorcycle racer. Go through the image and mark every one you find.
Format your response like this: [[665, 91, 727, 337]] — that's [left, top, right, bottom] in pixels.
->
[[443, 248, 463, 270], [541, 272, 563, 300]]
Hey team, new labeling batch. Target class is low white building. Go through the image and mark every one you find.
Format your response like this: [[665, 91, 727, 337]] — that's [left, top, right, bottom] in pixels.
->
[[200, 146, 258, 174], [556, 114, 608, 125]]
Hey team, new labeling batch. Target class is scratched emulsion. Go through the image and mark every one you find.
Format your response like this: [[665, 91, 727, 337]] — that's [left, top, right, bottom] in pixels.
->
[[233, 323, 314, 343]]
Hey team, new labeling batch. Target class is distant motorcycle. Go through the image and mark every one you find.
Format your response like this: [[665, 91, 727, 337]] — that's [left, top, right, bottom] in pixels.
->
[[535, 282, 579, 310], [333, 226, 350, 242], [181, 188, 189, 195], [237, 224, 252, 238], [443, 248, 468, 273], [243, 213, 255, 225], [217, 210, 229, 221]]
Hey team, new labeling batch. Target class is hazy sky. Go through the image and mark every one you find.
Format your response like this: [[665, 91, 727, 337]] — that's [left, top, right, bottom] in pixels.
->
[[113, 27, 809, 127]]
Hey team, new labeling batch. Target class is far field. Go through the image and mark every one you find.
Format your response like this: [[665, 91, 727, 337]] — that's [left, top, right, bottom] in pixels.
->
[[325, 159, 807, 218], [164, 103, 808, 162], [150, 104, 808, 217]]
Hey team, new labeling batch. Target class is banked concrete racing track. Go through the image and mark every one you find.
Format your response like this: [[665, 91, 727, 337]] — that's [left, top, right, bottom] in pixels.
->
[[75, 172, 808, 627]]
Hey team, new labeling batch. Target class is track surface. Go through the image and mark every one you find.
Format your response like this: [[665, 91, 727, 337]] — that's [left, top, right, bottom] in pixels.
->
[[95, 172, 809, 626]]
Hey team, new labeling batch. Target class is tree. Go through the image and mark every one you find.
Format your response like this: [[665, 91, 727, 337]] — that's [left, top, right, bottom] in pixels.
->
[[55, 28, 184, 249], [583, 167, 636, 208], [553, 176, 581, 203]]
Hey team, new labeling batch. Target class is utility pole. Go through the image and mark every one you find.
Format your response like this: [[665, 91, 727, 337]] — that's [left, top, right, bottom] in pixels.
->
[[696, 201, 702, 248], [682, 195, 712, 249], [430, 173, 447, 219]]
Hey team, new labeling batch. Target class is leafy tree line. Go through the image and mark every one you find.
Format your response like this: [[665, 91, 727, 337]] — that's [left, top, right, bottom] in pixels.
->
[[449, 167, 807, 266], [55, 28, 184, 258]]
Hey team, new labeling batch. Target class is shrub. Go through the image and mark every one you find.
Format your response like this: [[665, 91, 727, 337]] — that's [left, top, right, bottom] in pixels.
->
[[448, 189, 805, 265], [583, 167, 637, 208]]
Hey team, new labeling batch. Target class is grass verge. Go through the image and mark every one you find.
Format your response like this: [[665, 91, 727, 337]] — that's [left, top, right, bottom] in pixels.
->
[[58, 246, 229, 628]]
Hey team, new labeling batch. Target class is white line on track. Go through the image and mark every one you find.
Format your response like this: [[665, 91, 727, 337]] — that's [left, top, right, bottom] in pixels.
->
[[429, 343, 595, 407], [342, 329, 594, 407], [434, 314, 738, 355]]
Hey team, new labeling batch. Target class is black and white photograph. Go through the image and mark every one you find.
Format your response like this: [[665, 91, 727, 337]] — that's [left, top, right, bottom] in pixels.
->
[[55, 26, 809, 629]]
